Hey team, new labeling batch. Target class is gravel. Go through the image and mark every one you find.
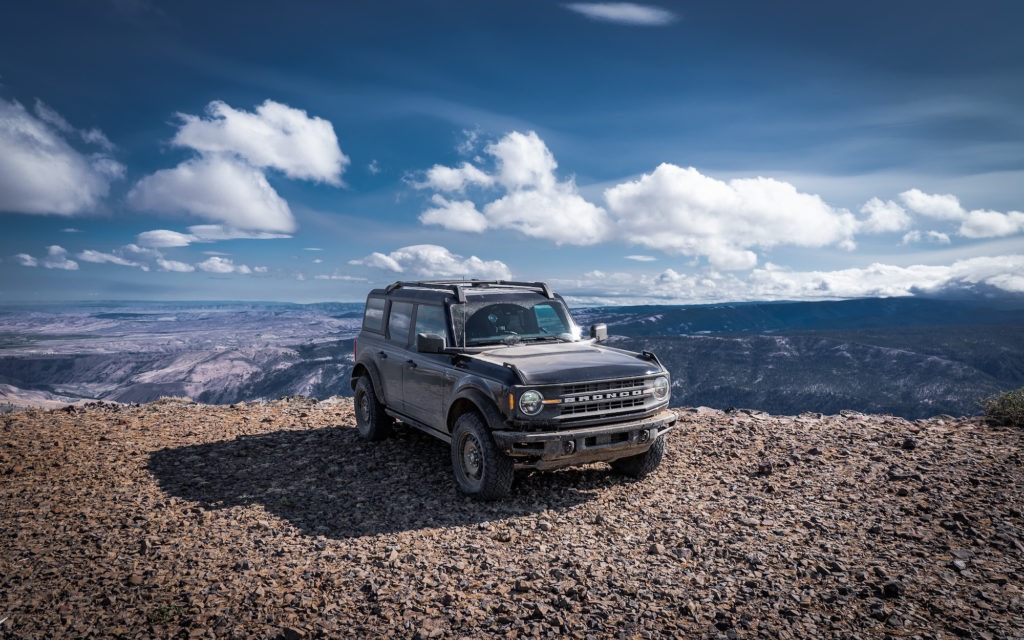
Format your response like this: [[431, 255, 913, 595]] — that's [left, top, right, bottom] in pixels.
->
[[2, 397, 1022, 638]]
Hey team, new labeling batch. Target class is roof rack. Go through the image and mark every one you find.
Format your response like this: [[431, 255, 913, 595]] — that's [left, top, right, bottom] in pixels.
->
[[384, 280, 554, 303]]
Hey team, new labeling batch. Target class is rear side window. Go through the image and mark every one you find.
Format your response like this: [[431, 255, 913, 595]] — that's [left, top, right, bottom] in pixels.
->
[[363, 296, 386, 332], [387, 301, 414, 344]]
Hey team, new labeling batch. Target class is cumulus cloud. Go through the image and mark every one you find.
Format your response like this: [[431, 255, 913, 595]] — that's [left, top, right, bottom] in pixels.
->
[[899, 189, 964, 221], [605, 164, 857, 270], [899, 188, 1024, 238], [14, 253, 38, 267], [960, 210, 1024, 239], [858, 198, 911, 234], [128, 155, 296, 233], [349, 244, 512, 280], [172, 99, 348, 185], [197, 256, 253, 275], [130, 99, 345, 236], [137, 229, 195, 248], [416, 131, 611, 245], [626, 255, 657, 262], [42, 245, 78, 270], [0, 98, 124, 215], [564, 3, 677, 26], [156, 258, 195, 273], [77, 249, 145, 269], [418, 195, 489, 233], [414, 162, 493, 192]]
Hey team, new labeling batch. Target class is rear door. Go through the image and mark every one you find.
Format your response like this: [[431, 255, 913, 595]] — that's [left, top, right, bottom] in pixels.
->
[[377, 300, 413, 412]]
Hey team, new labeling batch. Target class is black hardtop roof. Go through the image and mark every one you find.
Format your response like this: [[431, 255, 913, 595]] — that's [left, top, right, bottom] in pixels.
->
[[374, 280, 555, 304]]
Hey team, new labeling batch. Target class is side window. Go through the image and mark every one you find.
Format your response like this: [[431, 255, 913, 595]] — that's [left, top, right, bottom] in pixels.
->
[[387, 301, 414, 345], [414, 305, 448, 344], [362, 296, 386, 332]]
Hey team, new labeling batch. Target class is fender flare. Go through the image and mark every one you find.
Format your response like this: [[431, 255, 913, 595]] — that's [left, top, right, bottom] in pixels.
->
[[447, 385, 505, 433], [350, 360, 385, 400]]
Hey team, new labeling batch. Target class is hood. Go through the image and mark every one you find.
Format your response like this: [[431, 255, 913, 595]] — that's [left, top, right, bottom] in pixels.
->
[[470, 341, 663, 385]]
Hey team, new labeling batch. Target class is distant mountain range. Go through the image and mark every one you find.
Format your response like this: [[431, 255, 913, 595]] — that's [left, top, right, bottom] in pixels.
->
[[1, 296, 1022, 419]]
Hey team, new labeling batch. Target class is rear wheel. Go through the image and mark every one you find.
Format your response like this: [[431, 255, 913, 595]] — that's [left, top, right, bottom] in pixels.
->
[[611, 435, 666, 478], [451, 412, 513, 499], [354, 376, 392, 441]]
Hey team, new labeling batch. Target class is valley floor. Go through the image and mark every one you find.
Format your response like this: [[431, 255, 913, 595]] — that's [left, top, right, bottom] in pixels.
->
[[1, 398, 1022, 638]]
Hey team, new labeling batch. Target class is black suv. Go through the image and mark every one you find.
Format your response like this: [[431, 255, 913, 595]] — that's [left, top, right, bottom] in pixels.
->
[[351, 280, 676, 499]]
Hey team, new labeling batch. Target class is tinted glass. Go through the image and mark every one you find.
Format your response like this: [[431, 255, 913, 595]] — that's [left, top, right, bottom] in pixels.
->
[[363, 296, 385, 332], [415, 305, 448, 341], [387, 301, 414, 344]]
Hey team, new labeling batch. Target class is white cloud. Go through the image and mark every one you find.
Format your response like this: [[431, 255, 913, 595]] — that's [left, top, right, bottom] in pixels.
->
[[349, 244, 512, 280], [858, 197, 911, 233], [187, 224, 291, 241], [137, 229, 196, 248], [417, 131, 612, 245], [14, 253, 38, 267], [556, 255, 1024, 304], [419, 195, 489, 233], [414, 162, 493, 192], [0, 98, 124, 215], [898, 188, 1024, 238], [128, 155, 296, 233], [960, 210, 1024, 239], [901, 230, 951, 245], [565, 3, 677, 26], [197, 256, 253, 275], [61, 228, 82, 233], [626, 255, 657, 262], [77, 249, 145, 269], [483, 185, 611, 245], [173, 99, 348, 185], [42, 245, 78, 270], [604, 164, 857, 270], [80, 128, 115, 151], [156, 258, 195, 273], [368, 159, 381, 175], [899, 189, 964, 220], [313, 273, 366, 281], [304, 247, 322, 251]]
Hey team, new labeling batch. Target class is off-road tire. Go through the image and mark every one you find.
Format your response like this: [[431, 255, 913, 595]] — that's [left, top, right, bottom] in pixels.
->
[[611, 435, 666, 478], [354, 376, 393, 441], [451, 412, 514, 499]]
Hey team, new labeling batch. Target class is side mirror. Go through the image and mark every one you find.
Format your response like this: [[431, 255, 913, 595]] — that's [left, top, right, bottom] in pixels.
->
[[590, 323, 608, 343], [417, 333, 447, 354]]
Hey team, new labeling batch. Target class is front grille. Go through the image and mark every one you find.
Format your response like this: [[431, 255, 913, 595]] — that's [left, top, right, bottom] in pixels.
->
[[561, 396, 646, 416], [562, 377, 646, 396]]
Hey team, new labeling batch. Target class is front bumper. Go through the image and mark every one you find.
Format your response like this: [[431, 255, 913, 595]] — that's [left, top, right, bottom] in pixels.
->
[[492, 409, 677, 470]]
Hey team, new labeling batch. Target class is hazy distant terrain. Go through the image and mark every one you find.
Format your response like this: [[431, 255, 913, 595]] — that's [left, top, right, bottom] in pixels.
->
[[1, 297, 1022, 418]]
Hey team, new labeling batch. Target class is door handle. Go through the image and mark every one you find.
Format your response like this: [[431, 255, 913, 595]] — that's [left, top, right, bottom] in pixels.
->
[[406, 360, 418, 368], [378, 351, 388, 359]]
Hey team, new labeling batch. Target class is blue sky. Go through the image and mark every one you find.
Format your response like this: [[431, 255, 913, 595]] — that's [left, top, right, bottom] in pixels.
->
[[1, 0, 1022, 304]]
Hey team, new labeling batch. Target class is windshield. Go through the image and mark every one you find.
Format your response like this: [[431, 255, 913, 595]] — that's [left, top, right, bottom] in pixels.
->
[[451, 293, 581, 346]]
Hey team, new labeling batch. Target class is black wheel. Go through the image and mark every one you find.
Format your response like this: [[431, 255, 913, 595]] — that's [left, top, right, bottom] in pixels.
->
[[354, 376, 392, 441], [611, 435, 666, 478], [451, 412, 514, 500]]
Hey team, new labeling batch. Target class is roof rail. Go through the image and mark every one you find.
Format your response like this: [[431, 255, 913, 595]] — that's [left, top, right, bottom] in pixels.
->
[[384, 280, 554, 303]]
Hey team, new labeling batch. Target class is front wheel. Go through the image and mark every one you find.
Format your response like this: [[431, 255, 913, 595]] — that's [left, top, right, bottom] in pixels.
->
[[354, 376, 392, 441], [611, 435, 666, 478], [451, 412, 514, 500]]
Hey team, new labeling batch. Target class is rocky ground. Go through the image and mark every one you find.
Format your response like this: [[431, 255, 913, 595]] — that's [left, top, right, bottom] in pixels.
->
[[1, 398, 1022, 639]]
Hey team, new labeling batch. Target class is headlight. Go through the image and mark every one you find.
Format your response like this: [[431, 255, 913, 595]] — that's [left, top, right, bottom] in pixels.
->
[[653, 376, 669, 400], [519, 390, 544, 415]]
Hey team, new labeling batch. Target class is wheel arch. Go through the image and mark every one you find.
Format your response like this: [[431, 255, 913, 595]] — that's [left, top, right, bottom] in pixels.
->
[[447, 387, 504, 434]]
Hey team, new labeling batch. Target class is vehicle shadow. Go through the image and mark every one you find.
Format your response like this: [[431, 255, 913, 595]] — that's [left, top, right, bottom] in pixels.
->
[[147, 423, 604, 539]]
